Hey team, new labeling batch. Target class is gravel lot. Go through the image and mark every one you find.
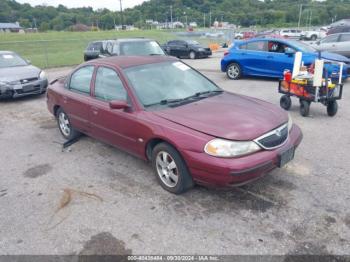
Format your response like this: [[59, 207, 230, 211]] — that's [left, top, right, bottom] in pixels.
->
[[0, 53, 350, 256]]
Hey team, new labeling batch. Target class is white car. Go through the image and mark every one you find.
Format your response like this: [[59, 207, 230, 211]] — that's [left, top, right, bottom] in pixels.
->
[[301, 29, 327, 41], [279, 29, 304, 39]]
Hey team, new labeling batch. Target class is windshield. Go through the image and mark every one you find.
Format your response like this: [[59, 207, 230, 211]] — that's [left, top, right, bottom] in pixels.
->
[[289, 40, 316, 53], [0, 53, 28, 68], [186, 40, 200, 45], [125, 61, 221, 108], [87, 42, 102, 51], [119, 41, 165, 56]]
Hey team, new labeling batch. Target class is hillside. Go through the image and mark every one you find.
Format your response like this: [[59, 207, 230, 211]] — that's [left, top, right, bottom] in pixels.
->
[[0, 0, 350, 30]]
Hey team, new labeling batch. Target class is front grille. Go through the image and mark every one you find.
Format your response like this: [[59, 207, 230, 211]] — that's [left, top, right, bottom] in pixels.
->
[[20, 77, 38, 84], [255, 124, 288, 149]]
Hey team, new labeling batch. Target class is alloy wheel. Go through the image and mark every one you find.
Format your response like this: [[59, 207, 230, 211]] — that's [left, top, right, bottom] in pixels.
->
[[58, 112, 71, 137], [155, 151, 179, 188]]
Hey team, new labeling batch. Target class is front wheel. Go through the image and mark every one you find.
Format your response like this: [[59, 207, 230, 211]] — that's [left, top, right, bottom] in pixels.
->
[[311, 35, 317, 41], [327, 101, 338, 117], [56, 108, 80, 140], [152, 143, 194, 194], [226, 63, 242, 80], [189, 51, 196, 59], [280, 95, 292, 110]]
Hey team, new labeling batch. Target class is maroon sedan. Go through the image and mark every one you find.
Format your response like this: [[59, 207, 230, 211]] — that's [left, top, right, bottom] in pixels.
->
[[47, 56, 302, 194]]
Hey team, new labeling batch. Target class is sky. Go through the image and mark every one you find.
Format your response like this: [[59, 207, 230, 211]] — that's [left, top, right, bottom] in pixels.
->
[[16, 0, 148, 11]]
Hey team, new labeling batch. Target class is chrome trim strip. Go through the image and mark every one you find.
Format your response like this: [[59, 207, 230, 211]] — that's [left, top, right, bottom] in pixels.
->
[[254, 123, 289, 150]]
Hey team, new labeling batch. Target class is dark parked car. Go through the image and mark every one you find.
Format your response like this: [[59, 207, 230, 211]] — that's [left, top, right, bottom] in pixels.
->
[[0, 51, 48, 99], [162, 40, 212, 59], [83, 38, 165, 61], [327, 25, 350, 35], [47, 56, 302, 194]]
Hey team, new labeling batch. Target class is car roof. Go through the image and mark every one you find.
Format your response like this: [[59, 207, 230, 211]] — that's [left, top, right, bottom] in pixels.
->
[[85, 55, 178, 69], [116, 38, 153, 42]]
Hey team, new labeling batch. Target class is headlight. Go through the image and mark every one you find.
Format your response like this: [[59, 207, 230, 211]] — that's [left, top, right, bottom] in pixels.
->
[[198, 48, 205, 51], [204, 138, 261, 158], [39, 71, 46, 79], [288, 114, 293, 132]]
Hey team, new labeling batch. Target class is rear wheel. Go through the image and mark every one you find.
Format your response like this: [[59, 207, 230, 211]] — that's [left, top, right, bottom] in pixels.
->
[[280, 95, 292, 110], [226, 63, 242, 80], [56, 108, 80, 140], [300, 100, 310, 117], [327, 101, 338, 117], [152, 143, 194, 194]]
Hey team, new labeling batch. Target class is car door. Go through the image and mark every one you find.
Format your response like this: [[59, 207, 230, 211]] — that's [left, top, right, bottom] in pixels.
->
[[338, 34, 350, 57], [265, 41, 295, 77], [238, 40, 270, 76], [166, 41, 178, 57], [62, 65, 95, 133], [89, 66, 142, 155], [178, 41, 190, 57], [318, 34, 340, 53]]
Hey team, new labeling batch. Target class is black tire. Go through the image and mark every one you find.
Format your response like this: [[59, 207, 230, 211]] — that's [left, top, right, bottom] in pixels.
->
[[152, 142, 194, 194], [280, 95, 292, 110], [327, 101, 338, 117], [300, 100, 310, 117], [56, 108, 80, 140], [311, 35, 317, 41], [226, 62, 242, 80]]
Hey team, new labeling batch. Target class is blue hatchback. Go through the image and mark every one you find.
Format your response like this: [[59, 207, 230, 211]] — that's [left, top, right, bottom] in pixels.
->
[[221, 38, 350, 80]]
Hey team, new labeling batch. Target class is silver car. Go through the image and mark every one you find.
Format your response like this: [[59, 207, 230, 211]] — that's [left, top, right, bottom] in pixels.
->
[[311, 33, 350, 57], [0, 51, 48, 99]]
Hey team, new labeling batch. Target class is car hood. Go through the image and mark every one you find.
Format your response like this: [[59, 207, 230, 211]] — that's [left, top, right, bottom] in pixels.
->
[[318, 51, 350, 63], [153, 92, 288, 141], [0, 65, 41, 82]]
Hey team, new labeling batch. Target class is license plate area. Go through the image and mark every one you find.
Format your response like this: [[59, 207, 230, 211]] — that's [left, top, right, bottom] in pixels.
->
[[278, 146, 295, 168]]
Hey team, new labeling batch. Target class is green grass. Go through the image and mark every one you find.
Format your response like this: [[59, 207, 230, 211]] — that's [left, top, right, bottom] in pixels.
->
[[0, 30, 175, 68]]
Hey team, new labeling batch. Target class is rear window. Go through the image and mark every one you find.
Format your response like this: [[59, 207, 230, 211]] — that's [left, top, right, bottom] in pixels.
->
[[240, 41, 267, 51], [119, 41, 165, 56], [87, 42, 102, 51]]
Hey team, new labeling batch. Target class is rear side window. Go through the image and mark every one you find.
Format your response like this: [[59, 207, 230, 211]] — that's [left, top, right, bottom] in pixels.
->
[[94, 67, 127, 101], [340, 34, 350, 42], [245, 41, 267, 51], [69, 66, 94, 94]]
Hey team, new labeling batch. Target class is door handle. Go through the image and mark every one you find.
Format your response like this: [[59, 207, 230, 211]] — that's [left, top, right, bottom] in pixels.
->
[[91, 106, 99, 115]]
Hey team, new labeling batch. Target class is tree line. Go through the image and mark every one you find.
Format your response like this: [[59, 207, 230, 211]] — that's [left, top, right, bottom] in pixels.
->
[[0, 0, 350, 31]]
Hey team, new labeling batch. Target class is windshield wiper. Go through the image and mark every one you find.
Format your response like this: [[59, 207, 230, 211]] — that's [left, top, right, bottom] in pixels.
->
[[144, 90, 223, 108]]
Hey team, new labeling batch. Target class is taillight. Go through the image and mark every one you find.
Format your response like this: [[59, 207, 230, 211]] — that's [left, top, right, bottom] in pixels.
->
[[224, 51, 229, 56]]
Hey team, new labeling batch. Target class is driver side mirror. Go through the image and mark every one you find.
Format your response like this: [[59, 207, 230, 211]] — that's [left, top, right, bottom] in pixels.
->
[[109, 100, 129, 110], [285, 48, 295, 56]]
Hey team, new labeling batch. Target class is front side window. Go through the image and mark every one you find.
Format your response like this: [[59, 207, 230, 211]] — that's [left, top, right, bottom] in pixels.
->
[[340, 34, 350, 42], [321, 35, 339, 44], [69, 66, 94, 94], [125, 61, 220, 108], [94, 67, 127, 101]]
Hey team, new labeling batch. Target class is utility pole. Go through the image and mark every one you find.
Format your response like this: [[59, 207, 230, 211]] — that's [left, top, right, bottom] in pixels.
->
[[170, 5, 173, 29], [119, 0, 124, 29], [209, 10, 212, 28], [297, 4, 302, 29], [203, 13, 206, 28]]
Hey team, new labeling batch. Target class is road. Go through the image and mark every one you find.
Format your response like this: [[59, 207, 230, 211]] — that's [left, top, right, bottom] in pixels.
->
[[0, 53, 349, 256]]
